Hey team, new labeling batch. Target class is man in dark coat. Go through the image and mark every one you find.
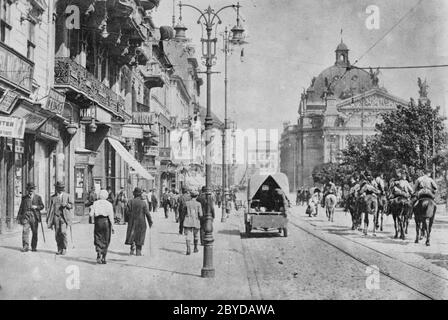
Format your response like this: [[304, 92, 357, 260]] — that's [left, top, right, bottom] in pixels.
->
[[197, 186, 215, 245], [161, 188, 171, 219], [47, 181, 73, 255], [125, 187, 153, 256], [151, 189, 158, 212], [17, 182, 44, 252], [177, 187, 191, 235]]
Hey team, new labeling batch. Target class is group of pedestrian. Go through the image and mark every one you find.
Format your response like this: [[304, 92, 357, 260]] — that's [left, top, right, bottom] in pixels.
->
[[17, 178, 223, 264], [17, 181, 73, 255], [296, 187, 311, 206]]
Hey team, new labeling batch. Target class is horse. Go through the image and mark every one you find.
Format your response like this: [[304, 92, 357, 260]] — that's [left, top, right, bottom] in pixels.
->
[[414, 197, 437, 246], [363, 193, 379, 236], [390, 197, 412, 240], [376, 194, 388, 231], [325, 194, 338, 222], [346, 193, 362, 230]]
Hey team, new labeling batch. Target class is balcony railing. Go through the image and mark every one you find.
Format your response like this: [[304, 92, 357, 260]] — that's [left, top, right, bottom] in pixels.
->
[[0, 42, 34, 93], [141, 63, 167, 88], [54, 57, 125, 117]]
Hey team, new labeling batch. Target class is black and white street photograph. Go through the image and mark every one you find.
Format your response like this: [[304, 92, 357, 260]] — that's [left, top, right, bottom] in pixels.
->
[[1, 0, 448, 306]]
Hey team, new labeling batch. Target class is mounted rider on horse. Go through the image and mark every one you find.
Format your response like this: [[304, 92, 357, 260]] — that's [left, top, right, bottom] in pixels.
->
[[389, 170, 414, 239], [413, 169, 438, 246]]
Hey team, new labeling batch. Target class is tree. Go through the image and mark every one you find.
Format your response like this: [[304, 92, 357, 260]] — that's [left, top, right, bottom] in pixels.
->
[[433, 148, 448, 207], [312, 162, 355, 186], [341, 98, 446, 181]]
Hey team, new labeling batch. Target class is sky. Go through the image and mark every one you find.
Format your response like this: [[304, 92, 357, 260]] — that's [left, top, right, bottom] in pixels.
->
[[151, 0, 448, 132]]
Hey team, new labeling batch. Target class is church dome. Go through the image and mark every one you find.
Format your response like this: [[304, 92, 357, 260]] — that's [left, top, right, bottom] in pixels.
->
[[336, 41, 348, 51], [305, 41, 375, 102]]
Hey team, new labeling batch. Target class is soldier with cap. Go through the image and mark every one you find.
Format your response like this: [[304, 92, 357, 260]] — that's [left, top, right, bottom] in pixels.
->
[[17, 182, 44, 252], [47, 181, 73, 255], [183, 190, 203, 255]]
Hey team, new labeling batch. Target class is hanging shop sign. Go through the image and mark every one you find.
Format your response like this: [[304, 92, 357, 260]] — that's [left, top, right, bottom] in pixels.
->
[[0, 116, 25, 139], [159, 147, 171, 160], [145, 146, 159, 156], [42, 88, 66, 116], [37, 118, 60, 141], [0, 89, 19, 114]]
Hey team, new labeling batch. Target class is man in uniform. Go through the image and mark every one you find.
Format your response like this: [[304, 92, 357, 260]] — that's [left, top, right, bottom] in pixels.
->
[[389, 170, 413, 215], [47, 181, 73, 255], [414, 169, 438, 204], [17, 182, 44, 252]]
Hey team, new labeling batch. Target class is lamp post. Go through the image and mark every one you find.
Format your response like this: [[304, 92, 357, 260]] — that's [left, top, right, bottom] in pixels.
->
[[179, 1, 244, 278], [221, 24, 246, 223], [432, 111, 436, 179]]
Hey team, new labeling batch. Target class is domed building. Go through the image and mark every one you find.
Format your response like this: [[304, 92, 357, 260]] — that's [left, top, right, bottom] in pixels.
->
[[280, 40, 408, 190]]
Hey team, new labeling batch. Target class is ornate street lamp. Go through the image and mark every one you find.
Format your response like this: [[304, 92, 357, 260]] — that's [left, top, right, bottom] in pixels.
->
[[65, 102, 78, 136], [179, 1, 244, 278], [221, 20, 246, 223]]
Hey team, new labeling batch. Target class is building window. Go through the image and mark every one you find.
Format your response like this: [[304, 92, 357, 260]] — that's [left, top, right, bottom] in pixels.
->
[[27, 20, 36, 61], [0, 0, 12, 44]]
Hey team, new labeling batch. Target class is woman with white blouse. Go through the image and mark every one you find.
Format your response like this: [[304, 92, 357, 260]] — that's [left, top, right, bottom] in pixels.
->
[[89, 189, 115, 264]]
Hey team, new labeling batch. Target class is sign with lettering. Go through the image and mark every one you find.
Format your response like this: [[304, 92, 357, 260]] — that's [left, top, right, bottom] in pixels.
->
[[159, 147, 171, 160], [38, 118, 60, 140], [80, 107, 94, 120], [132, 112, 155, 125], [146, 146, 159, 156], [0, 90, 19, 114], [43, 88, 66, 115], [0, 116, 25, 139]]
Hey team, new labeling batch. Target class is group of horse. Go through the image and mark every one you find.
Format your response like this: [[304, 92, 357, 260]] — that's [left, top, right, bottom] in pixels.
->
[[323, 191, 437, 246]]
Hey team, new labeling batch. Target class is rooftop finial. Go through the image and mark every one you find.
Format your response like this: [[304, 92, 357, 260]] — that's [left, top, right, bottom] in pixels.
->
[[340, 28, 343, 43]]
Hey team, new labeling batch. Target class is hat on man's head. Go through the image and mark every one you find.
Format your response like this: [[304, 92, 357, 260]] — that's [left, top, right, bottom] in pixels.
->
[[190, 190, 199, 197], [133, 187, 142, 196], [26, 182, 36, 190], [55, 181, 65, 190]]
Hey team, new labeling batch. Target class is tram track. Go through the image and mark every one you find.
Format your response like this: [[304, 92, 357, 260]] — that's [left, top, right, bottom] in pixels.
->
[[288, 219, 438, 300]]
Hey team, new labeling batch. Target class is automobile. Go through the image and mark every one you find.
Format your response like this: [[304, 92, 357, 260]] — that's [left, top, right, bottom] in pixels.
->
[[244, 173, 290, 237]]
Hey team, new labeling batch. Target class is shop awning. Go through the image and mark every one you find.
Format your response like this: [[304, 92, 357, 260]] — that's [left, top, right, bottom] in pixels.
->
[[107, 137, 154, 180]]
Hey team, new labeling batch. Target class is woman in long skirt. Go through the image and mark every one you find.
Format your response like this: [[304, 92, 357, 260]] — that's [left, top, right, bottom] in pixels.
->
[[89, 190, 115, 264]]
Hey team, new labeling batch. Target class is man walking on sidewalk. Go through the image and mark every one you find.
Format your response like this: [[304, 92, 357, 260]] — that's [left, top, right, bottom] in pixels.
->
[[183, 191, 203, 255], [177, 187, 191, 235], [47, 181, 73, 255], [17, 182, 44, 252], [150, 189, 158, 212], [125, 187, 153, 256], [161, 188, 171, 219]]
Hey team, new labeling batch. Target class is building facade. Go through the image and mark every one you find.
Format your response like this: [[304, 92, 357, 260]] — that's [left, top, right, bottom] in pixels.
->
[[0, 0, 210, 233], [0, 0, 55, 232], [280, 41, 408, 191]]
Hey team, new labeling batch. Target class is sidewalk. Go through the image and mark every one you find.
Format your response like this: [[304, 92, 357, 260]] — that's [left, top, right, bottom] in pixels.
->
[[0, 207, 252, 300]]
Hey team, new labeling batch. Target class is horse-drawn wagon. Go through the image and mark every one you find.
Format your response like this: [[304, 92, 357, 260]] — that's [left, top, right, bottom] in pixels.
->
[[244, 173, 290, 237]]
